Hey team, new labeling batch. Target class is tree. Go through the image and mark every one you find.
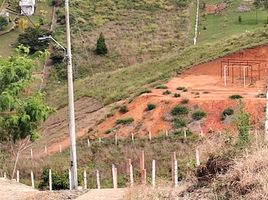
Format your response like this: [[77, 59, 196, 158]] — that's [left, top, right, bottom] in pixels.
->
[[95, 33, 108, 55], [17, 18, 28, 32], [0, 49, 51, 178], [0, 16, 8, 31], [17, 27, 51, 54]]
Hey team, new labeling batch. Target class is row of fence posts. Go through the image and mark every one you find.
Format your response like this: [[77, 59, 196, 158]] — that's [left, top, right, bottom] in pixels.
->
[[29, 129, 201, 158], [1, 149, 201, 190]]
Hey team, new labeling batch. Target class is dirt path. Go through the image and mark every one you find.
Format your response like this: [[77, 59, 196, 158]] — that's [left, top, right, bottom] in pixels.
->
[[75, 188, 126, 200]]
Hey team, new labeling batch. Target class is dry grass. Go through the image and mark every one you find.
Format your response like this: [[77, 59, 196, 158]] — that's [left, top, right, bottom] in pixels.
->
[[213, 139, 268, 200]]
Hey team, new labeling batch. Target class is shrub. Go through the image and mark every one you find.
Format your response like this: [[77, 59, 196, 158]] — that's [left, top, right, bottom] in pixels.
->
[[163, 90, 171, 95], [171, 106, 189, 116], [229, 95, 243, 100], [147, 103, 156, 111], [181, 98, 189, 104], [115, 117, 134, 125], [221, 107, 234, 121], [0, 16, 8, 31], [176, 86, 186, 90], [119, 105, 128, 113], [95, 32, 108, 55], [139, 88, 152, 95], [17, 27, 51, 54], [105, 129, 112, 134], [192, 110, 206, 120], [173, 118, 186, 128], [238, 15, 242, 23], [235, 103, 250, 147], [39, 168, 82, 190], [155, 85, 168, 89], [54, 62, 67, 80], [50, 50, 64, 64], [174, 93, 181, 98]]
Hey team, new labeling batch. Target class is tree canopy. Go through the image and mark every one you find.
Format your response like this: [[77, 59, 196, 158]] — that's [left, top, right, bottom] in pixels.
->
[[17, 27, 51, 54], [0, 51, 51, 143]]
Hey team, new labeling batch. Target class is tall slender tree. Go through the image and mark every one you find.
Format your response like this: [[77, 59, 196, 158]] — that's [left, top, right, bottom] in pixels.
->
[[0, 48, 51, 178]]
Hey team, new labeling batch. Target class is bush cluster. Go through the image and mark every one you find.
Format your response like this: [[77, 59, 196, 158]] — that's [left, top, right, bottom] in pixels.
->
[[192, 110, 206, 120], [115, 117, 134, 125], [171, 106, 189, 116], [221, 107, 234, 121], [147, 103, 156, 111]]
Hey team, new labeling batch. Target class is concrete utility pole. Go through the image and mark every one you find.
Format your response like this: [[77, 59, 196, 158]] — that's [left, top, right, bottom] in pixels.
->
[[65, 0, 78, 189]]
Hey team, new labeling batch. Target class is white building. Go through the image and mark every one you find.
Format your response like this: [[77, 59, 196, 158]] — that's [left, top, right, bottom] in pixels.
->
[[19, 0, 36, 16]]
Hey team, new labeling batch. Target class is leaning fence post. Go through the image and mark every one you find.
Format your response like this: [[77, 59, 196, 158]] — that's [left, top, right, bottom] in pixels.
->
[[152, 160, 156, 187], [69, 169, 72, 190], [96, 170, 100, 189], [112, 164, 118, 189], [130, 164, 134, 187], [174, 160, 178, 187], [49, 169, 52, 191], [83, 170, 87, 189], [196, 148, 200, 167], [16, 170, 19, 182], [31, 170, 35, 189]]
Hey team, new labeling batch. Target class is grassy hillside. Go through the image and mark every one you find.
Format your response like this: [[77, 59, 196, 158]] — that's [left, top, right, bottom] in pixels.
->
[[198, 0, 268, 44], [46, 27, 268, 108], [51, 0, 192, 80]]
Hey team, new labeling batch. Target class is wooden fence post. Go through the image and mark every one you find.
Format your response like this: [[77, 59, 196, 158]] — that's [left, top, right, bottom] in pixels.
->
[[130, 164, 134, 187], [152, 160, 156, 187], [184, 130, 187, 139], [149, 131, 152, 141], [115, 133, 118, 146], [196, 148, 200, 167], [174, 160, 178, 187], [31, 170, 35, 189], [30, 148, 33, 159], [140, 151, 145, 175], [83, 170, 87, 189], [16, 170, 19, 182], [141, 169, 146, 185], [96, 170, 100, 189], [112, 164, 118, 189], [59, 144, 62, 153], [131, 133, 134, 143], [3, 172, 6, 179], [165, 130, 168, 137], [87, 139, 90, 147], [171, 152, 176, 182], [49, 169, 52, 191]]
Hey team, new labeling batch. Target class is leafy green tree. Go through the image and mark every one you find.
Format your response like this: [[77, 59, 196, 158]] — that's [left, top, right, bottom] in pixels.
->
[[0, 50, 51, 178], [17, 27, 51, 54], [0, 16, 8, 31], [95, 33, 108, 55]]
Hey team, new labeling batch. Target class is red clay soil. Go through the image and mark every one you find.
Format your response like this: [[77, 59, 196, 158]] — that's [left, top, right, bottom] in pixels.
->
[[96, 45, 268, 138], [32, 45, 268, 157]]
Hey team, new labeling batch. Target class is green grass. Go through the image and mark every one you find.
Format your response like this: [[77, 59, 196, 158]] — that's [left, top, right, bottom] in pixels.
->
[[45, 28, 268, 109], [198, 0, 268, 44]]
